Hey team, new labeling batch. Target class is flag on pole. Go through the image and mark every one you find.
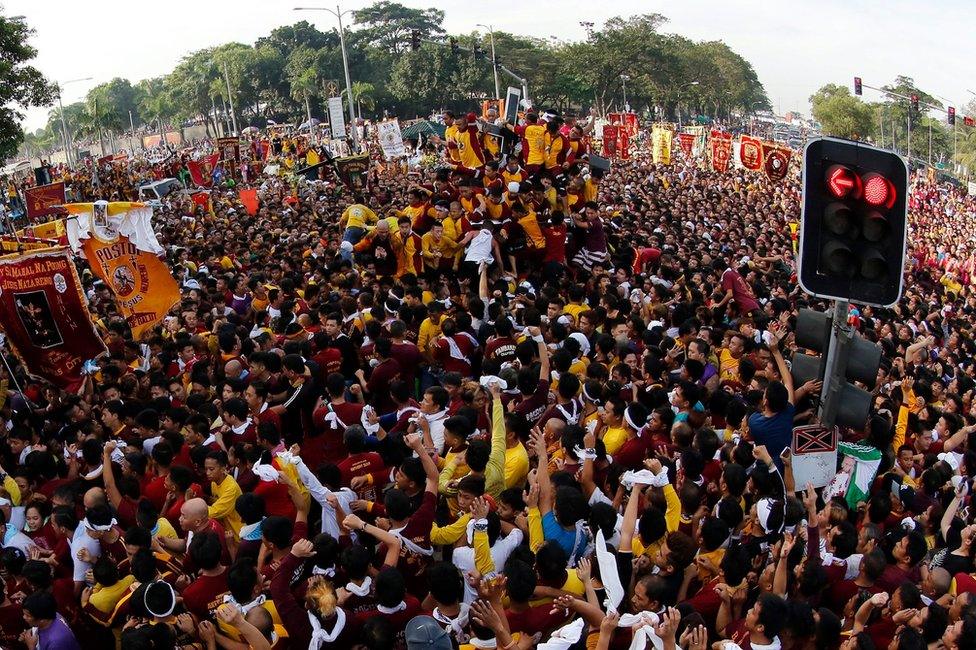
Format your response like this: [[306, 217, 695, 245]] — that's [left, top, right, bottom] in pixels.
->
[[187, 154, 220, 187], [63, 202, 180, 340], [239, 188, 259, 216]]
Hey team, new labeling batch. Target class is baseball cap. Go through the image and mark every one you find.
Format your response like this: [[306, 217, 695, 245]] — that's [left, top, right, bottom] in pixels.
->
[[405, 615, 453, 650]]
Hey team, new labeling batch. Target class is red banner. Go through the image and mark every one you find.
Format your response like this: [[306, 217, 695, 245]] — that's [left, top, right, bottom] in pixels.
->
[[191, 192, 210, 209], [23, 182, 65, 220], [710, 130, 732, 173], [762, 141, 792, 181], [739, 135, 763, 171], [619, 129, 630, 159], [187, 154, 219, 187], [239, 188, 259, 216], [0, 248, 106, 390], [678, 133, 694, 157], [602, 125, 619, 158]]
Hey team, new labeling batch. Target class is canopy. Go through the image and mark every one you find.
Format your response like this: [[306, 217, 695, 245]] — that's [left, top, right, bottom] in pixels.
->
[[400, 120, 446, 140]]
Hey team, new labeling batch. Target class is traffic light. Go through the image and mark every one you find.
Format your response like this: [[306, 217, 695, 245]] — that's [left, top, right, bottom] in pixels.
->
[[473, 42, 483, 58], [949, 106, 956, 125], [967, 116, 975, 127], [798, 137, 908, 307], [449, 37, 459, 55], [410, 29, 420, 51], [791, 307, 882, 430], [910, 94, 919, 112], [853, 76, 862, 96]]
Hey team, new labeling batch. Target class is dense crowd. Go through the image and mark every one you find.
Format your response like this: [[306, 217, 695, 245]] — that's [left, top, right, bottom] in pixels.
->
[[0, 108, 973, 650]]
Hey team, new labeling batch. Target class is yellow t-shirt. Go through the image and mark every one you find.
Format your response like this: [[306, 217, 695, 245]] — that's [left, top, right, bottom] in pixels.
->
[[89, 575, 136, 613], [603, 426, 628, 455], [342, 204, 378, 230], [564, 303, 587, 322], [719, 349, 740, 383], [504, 443, 529, 489]]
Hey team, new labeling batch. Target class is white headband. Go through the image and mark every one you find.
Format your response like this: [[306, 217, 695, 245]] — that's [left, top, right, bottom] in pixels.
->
[[143, 580, 176, 618], [82, 517, 117, 532]]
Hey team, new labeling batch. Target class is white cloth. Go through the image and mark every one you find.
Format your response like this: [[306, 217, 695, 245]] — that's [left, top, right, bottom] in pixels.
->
[[308, 608, 347, 649], [464, 229, 494, 264], [595, 529, 624, 612], [538, 617, 586, 650], [345, 576, 372, 597], [432, 603, 471, 643], [621, 467, 669, 489], [65, 203, 164, 255], [294, 458, 357, 540], [453, 529, 524, 603], [223, 593, 266, 614], [376, 601, 407, 614], [252, 458, 279, 483], [618, 612, 664, 650]]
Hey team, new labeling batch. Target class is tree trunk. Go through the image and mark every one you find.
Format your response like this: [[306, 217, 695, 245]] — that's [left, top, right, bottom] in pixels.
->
[[305, 92, 313, 124]]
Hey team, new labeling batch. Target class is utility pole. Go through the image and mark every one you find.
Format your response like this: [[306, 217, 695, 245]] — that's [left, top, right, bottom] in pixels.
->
[[294, 6, 360, 150], [477, 24, 501, 99], [128, 110, 136, 153], [222, 61, 238, 135]]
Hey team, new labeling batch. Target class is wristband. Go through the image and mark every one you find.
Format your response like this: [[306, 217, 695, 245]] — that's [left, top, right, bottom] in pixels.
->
[[472, 518, 489, 531], [532, 335, 545, 343]]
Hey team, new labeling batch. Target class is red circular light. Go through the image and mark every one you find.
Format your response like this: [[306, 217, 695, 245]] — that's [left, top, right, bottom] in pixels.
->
[[863, 174, 892, 207], [826, 165, 857, 199]]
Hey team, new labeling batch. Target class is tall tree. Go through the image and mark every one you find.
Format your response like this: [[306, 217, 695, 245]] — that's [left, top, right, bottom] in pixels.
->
[[809, 84, 874, 140], [2, 15, 55, 159], [352, 2, 445, 55]]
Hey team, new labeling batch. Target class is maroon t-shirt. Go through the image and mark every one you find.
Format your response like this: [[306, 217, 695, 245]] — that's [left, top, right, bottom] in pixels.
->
[[721, 268, 759, 313], [513, 379, 550, 424], [181, 570, 229, 620], [367, 359, 402, 413]]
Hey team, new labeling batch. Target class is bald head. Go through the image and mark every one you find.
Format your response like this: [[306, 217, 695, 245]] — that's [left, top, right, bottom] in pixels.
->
[[245, 607, 274, 642], [83, 487, 106, 510], [181, 498, 209, 527], [224, 359, 243, 379]]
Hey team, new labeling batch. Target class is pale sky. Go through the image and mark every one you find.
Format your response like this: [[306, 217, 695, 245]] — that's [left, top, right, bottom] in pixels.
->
[[7, 0, 971, 132]]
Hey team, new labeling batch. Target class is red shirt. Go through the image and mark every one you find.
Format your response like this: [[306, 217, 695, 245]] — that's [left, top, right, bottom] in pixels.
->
[[312, 401, 365, 466], [337, 452, 388, 501], [505, 604, 568, 636], [367, 358, 402, 414], [181, 570, 229, 620], [433, 335, 476, 377], [143, 474, 169, 511], [542, 225, 568, 263]]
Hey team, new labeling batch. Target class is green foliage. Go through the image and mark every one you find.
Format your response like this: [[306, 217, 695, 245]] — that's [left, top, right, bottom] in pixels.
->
[[0, 15, 55, 159], [19, 4, 772, 155], [810, 84, 874, 140]]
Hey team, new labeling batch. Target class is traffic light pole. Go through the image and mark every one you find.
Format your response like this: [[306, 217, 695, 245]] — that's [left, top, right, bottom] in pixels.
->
[[817, 299, 852, 429]]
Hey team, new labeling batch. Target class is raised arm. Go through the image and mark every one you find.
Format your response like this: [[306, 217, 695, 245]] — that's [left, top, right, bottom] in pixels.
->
[[532, 428, 553, 515], [405, 432, 439, 492]]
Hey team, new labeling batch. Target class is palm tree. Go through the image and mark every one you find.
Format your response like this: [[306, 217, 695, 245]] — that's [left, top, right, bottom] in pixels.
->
[[342, 81, 375, 120]]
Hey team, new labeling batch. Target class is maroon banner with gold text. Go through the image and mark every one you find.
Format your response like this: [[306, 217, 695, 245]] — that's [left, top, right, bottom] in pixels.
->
[[0, 248, 106, 390], [23, 182, 66, 220]]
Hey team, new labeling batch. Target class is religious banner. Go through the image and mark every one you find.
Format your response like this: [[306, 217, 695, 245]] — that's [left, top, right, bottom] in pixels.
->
[[762, 141, 792, 181], [602, 124, 619, 158], [678, 132, 695, 157], [377, 119, 407, 160], [739, 135, 763, 171], [651, 126, 672, 165], [63, 202, 180, 340], [619, 129, 630, 159], [684, 126, 708, 157], [187, 154, 220, 187], [0, 247, 106, 391], [334, 154, 371, 192], [710, 130, 732, 173], [481, 99, 504, 121], [216, 137, 241, 162], [24, 182, 66, 220], [239, 188, 259, 216]]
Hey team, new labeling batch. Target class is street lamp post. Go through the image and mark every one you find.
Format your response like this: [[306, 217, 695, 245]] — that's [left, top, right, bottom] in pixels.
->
[[476, 24, 501, 100], [54, 77, 93, 166], [222, 62, 238, 136], [620, 74, 630, 113], [295, 6, 360, 150]]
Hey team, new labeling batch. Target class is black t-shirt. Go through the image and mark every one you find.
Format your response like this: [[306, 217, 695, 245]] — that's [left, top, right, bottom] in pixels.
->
[[280, 378, 318, 444]]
